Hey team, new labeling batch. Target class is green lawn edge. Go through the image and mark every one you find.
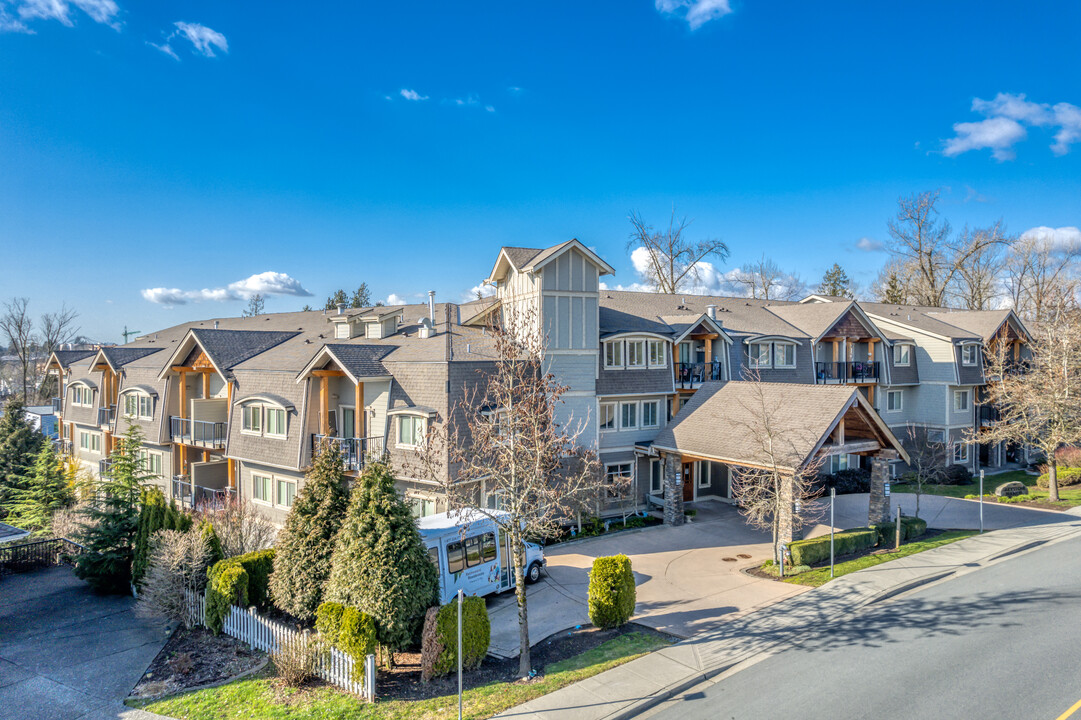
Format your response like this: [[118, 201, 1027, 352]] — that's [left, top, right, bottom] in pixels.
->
[[135, 631, 671, 720], [894, 470, 1081, 507]]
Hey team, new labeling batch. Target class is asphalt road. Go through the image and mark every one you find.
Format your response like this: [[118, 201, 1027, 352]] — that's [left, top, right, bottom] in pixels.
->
[[642, 534, 1081, 720]]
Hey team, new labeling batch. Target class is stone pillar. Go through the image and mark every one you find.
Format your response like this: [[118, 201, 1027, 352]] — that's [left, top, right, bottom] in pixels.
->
[[868, 453, 892, 525], [663, 453, 685, 526]]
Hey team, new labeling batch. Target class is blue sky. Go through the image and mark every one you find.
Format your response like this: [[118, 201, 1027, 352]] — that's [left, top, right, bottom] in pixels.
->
[[2, 0, 1079, 341]]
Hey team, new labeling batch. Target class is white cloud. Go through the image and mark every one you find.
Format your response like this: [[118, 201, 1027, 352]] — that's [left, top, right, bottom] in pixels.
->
[[943, 92, 1081, 160], [461, 283, 497, 302], [1020, 226, 1081, 253], [173, 21, 227, 57], [400, 88, 428, 101], [2, 0, 119, 32], [963, 185, 989, 203], [147, 40, 178, 60], [856, 237, 884, 252], [385, 293, 409, 306], [655, 0, 733, 30], [141, 271, 311, 306]]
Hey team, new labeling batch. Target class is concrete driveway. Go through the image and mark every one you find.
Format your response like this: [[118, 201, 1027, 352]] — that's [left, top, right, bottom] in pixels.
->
[[0, 567, 172, 720], [487, 500, 806, 657]]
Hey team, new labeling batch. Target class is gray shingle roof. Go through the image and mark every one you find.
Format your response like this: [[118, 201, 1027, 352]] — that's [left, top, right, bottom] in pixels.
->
[[190, 328, 300, 372], [324, 344, 393, 378], [501, 247, 545, 270], [52, 349, 95, 368], [925, 309, 1014, 342], [599, 290, 808, 337], [100, 346, 163, 369], [860, 303, 983, 340]]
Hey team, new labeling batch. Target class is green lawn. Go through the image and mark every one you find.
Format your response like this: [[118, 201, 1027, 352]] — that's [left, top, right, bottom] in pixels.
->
[[893, 470, 1081, 508], [133, 632, 671, 720], [768, 530, 979, 588]]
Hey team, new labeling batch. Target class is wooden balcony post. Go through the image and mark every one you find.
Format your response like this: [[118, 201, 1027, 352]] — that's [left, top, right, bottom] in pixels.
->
[[179, 371, 187, 419], [355, 382, 364, 438], [202, 370, 210, 400], [320, 376, 330, 435]]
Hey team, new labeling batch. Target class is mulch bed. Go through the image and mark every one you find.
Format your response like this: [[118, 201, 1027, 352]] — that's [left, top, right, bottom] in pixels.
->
[[744, 529, 951, 581], [375, 621, 674, 702], [130, 626, 264, 700]]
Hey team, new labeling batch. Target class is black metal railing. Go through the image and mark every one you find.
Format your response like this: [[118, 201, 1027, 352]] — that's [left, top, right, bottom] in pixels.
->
[[170, 417, 227, 448], [675, 362, 723, 389], [311, 434, 385, 471], [51, 397, 62, 414], [0, 537, 85, 576], [171, 476, 236, 509], [815, 361, 881, 383], [97, 405, 115, 426], [99, 458, 113, 478]]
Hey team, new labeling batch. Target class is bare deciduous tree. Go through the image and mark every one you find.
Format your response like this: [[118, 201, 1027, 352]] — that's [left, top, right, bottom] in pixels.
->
[[972, 314, 1081, 502], [0, 298, 35, 401], [628, 209, 729, 294], [730, 256, 808, 301], [422, 305, 602, 678], [886, 190, 1008, 307], [37, 304, 79, 401], [197, 497, 277, 557], [951, 223, 1010, 310], [903, 424, 948, 519], [1003, 232, 1081, 323], [729, 371, 824, 564], [137, 529, 212, 628]]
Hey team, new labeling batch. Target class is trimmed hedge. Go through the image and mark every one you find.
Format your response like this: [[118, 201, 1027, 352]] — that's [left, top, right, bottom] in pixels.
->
[[902, 516, 927, 539], [1037, 467, 1081, 489], [871, 516, 928, 546], [203, 549, 276, 635], [943, 465, 973, 485], [788, 528, 876, 567], [420, 597, 491, 681], [315, 601, 378, 681], [813, 468, 870, 495], [588, 555, 636, 629]]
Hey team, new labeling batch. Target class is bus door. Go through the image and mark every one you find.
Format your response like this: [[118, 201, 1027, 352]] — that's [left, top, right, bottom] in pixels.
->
[[498, 529, 514, 591]]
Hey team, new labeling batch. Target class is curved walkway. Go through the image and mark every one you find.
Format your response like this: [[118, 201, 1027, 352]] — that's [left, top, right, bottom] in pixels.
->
[[0, 566, 171, 720]]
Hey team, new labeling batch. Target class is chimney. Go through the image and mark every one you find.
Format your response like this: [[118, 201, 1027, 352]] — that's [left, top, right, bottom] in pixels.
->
[[214, 320, 219, 330], [706, 304, 717, 320], [428, 290, 436, 324], [337, 302, 346, 315]]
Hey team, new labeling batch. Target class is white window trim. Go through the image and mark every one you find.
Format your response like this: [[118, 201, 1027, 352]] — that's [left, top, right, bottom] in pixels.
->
[[625, 339, 647, 370], [252, 472, 274, 507], [275, 475, 297, 509], [952, 442, 969, 463], [265, 407, 288, 439], [954, 390, 970, 412], [893, 344, 912, 367], [886, 390, 903, 413], [748, 343, 773, 369], [647, 340, 667, 369], [603, 340, 624, 369], [773, 342, 797, 369], [619, 401, 638, 430], [641, 400, 661, 429], [961, 344, 979, 366], [396, 414, 428, 449], [599, 401, 617, 432], [241, 404, 264, 436], [604, 462, 634, 498], [696, 460, 711, 489], [649, 458, 663, 495]]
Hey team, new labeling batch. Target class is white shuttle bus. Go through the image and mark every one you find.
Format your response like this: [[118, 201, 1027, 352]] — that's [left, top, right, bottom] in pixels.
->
[[418, 509, 546, 605]]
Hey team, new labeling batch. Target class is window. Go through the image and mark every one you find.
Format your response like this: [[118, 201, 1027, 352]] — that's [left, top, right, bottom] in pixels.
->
[[626, 340, 646, 368], [648, 340, 666, 368], [139, 451, 163, 478], [927, 428, 946, 443], [398, 415, 427, 448], [89, 434, 101, 453], [604, 340, 623, 368], [464, 536, 482, 567], [829, 454, 852, 474], [139, 395, 153, 419], [774, 343, 796, 368], [641, 400, 660, 428], [124, 393, 153, 419], [649, 459, 663, 495], [893, 344, 911, 366], [886, 390, 903, 412], [446, 541, 465, 574], [411, 496, 437, 517], [620, 402, 637, 430], [480, 532, 497, 562], [124, 394, 139, 418], [242, 405, 262, 434], [79, 432, 90, 450], [277, 478, 296, 508], [696, 460, 711, 489], [605, 463, 633, 498], [954, 390, 970, 412], [953, 442, 969, 463], [962, 345, 979, 366], [599, 402, 616, 431], [266, 408, 286, 437], [253, 474, 272, 503], [72, 385, 93, 407], [749, 343, 771, 368]]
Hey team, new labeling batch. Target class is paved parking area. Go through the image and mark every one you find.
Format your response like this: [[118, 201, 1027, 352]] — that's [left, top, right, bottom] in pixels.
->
[[487, 500, 805, 656], [0, 567, 172, 720]]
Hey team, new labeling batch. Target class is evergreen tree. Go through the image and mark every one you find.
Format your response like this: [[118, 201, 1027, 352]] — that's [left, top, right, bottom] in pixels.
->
[[74, 423, 154, 593], [324, 289, 349, 311], [0, 398, 45, 518], [6, 440, 73, 535], [270, 440, 349, 620], [882, 271, 906, 304], [326, 462, 438, 655], [817, 263, 855, 298], [350, 284, 371, 308]]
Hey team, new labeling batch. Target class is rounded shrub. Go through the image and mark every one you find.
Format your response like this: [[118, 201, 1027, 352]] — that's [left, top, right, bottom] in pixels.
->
[[206, 563, 248, 635], [1036, 467, 1081, 489], [420, 597, 491, 681], [315, 601, 377, 681], [588, 554, 636, 629]]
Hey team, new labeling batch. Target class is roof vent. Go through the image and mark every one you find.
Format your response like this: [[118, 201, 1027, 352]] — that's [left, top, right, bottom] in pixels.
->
[[706, 304, 717, 320], [336, 303, 346, 316], [466, 343, 471, 353], [418, 317, 433, 339], [214, 321, 219, 330], [428, 290, 436, 324]]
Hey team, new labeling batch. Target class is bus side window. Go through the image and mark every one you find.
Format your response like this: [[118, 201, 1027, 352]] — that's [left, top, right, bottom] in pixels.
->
[[464, 536, 482, 568], [481, 532, 497, 562], [427, 546, 439, 568], [447, 541, 465, 574]]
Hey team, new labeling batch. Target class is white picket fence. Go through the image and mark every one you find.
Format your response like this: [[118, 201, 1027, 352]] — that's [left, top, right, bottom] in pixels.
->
[[184, 590, 373, 698]]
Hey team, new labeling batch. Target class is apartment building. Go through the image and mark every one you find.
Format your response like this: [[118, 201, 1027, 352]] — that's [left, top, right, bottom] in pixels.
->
[[47, 239, 1031, 528]]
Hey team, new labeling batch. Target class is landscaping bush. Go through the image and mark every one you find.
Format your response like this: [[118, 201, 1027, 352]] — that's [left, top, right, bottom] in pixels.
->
[[315, 601, 378, 681], [588, 555, 636, 629], [788, 528, 876, 566], [813, 468, 870, 495], [420, 597, 491, 681], [196, 518, 224, 567], [1056, 446, 1081, 469], [271, 632, 322, 687], [871, 517, 926, 546], [901, 516, 927, 539], [137, 528, 212, 628], [205, 562, 248, 635], [1036, 467, 1081, 489], [943, 465, 973, 485], [234, 548, 275, 608]]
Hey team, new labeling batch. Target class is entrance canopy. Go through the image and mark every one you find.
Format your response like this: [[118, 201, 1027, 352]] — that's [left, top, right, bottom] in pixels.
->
[[652, 380, 909, 473]]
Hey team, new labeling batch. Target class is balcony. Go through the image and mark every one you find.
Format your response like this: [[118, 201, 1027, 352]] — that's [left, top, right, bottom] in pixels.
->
[[675, 362, 723, 389], [99, 458, 113, 478], [979, 405, 1001, 426], [170, 417, 227, 449], [51, 397, 62, 414], [311, 434, 385, 471], [51, 438, 73, 456], [97, 405, 115, 427], [171, 475, 236, 509], [815, 361, 881, 384]]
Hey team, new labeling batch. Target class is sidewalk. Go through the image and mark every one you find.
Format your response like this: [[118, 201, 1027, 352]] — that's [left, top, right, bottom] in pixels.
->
[[495, 517, 1081, 720]]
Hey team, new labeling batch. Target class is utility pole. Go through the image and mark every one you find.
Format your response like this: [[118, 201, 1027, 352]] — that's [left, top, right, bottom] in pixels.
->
[[121, 326, 141, 344]]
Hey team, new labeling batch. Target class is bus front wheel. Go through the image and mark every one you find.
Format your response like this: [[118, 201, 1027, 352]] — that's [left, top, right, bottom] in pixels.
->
[[526, 562, 542, 584]]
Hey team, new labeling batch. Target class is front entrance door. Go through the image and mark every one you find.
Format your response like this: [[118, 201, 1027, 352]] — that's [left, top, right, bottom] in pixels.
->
[[682, 462, 694, 502], [341, 407, 355, 439]]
